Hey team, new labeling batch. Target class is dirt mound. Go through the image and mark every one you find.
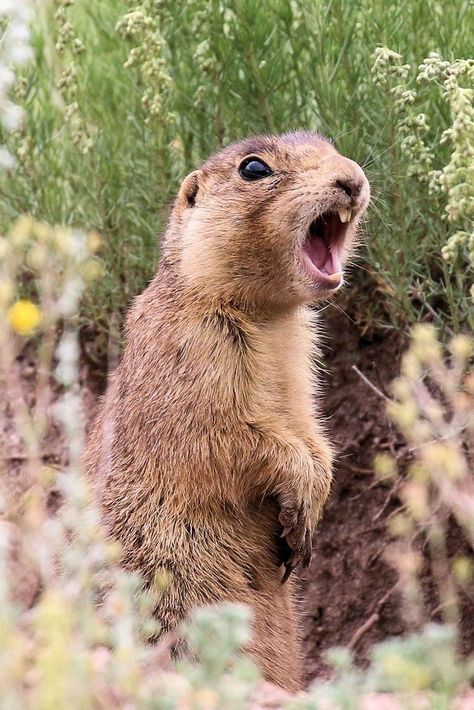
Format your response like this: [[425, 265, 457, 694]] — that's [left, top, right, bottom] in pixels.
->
[[301, 307, 474, 682]]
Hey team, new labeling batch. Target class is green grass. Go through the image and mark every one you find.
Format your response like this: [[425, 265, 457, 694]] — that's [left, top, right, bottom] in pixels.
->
[[1, 0, 473, 333]]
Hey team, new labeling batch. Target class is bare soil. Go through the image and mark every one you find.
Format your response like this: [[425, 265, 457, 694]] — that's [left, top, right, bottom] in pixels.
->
[[300, 308, 407, 682], [300, 307, 474, 683]]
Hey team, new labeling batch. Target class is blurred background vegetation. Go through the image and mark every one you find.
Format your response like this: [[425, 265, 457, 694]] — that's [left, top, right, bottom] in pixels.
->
[[1, 0, 473, 336]]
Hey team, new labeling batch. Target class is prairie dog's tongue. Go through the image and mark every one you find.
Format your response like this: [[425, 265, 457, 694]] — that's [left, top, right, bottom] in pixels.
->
[[307, 236, 339, 275], [308, 236, 328, 269]]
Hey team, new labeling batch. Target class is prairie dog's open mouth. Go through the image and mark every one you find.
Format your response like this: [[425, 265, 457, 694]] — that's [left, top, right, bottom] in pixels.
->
[[301, 208, 353, 289]]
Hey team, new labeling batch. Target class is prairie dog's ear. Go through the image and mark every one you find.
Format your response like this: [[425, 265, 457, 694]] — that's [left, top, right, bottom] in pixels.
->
[[176, 170, 201, 210]]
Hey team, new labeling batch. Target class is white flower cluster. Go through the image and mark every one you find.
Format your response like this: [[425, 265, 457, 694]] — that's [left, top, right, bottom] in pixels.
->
[[371, 46, 411, 86], [441, 229, 474, 284], [420, 56, 474, 289], [53, 0, 93, 155], [116, 3, 173, 125], [0, 0, 32, 169], [54, 0, 84, 55], [189, 7, 218, 109], [371, 47, 434, 181], [439, 81, 474, 223], [190, 2, 252, 114], [371, 47, 474, 300], [417, 55, 474, 220], [416, 52, 450, 82]]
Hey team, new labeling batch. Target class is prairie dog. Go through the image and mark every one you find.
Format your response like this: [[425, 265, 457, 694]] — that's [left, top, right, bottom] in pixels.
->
[[85, 132, 370, 690]]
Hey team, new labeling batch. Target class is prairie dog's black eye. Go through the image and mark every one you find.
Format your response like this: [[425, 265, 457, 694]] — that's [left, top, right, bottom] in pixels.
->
[[238, 156, 273, 181]]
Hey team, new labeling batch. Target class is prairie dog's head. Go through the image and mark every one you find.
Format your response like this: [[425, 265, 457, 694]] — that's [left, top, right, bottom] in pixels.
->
[[168, 131, 370, 309]]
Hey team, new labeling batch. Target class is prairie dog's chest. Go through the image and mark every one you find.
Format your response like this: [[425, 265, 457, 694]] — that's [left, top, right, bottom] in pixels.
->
[[251, 308, 318, 427]]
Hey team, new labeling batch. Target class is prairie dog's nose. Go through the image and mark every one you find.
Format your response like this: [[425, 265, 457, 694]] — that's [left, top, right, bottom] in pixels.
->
[[326, 156, 369, 204], [335, 176, 363, 199]]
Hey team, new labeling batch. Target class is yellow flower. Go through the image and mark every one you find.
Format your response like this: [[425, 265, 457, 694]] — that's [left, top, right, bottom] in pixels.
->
[[453, 555, 473, 583], [9, 215, 34, 246], [87, 230, 102, 253], [374, 453, 396, 481], [81, 258, 103, 281], [8, 299, 42, 335]]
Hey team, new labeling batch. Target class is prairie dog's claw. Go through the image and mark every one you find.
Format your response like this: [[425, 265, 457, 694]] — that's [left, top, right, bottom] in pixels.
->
[[278, 501, 313, 582]]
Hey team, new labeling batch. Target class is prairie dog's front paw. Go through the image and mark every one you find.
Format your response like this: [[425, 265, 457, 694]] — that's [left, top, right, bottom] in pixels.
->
[[278, 492, 313, 583], [253, 430, 333, 582], [276, 446, 332, 583]]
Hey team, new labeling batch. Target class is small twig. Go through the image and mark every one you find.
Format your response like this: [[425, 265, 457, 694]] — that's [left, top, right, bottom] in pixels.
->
[[408, 425, 467, 452], [344, 462, 374, 475], [347, 583, 398, 650], [366, 541, 389, 565], [347, 613, 379, 650], [369, 478, 388, 490], [430, 600, 454, 619], [359, 524, 386, 536], [352, 365, 392, 402], [372, 478, 404, 522]]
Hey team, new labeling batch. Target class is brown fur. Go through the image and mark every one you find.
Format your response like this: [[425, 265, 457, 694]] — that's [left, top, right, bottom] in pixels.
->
[[84, 132, 370, 691]]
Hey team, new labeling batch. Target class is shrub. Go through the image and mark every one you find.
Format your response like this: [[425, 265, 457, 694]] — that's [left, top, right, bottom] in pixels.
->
[[0, 0, 472, 333]]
